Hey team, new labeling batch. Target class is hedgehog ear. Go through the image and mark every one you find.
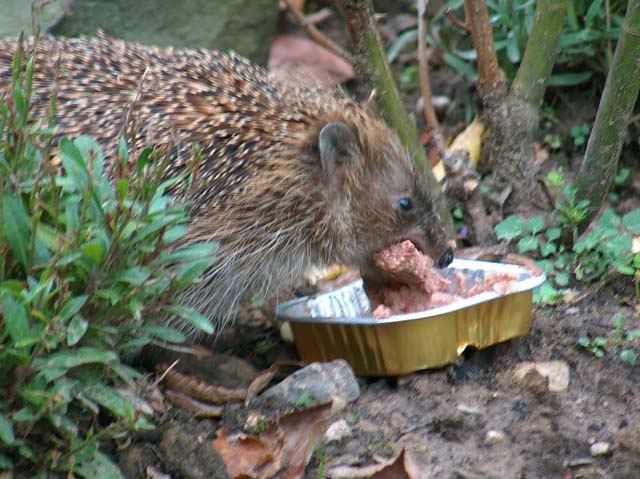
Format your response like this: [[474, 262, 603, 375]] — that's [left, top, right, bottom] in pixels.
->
[[318, 122, 357, 189]]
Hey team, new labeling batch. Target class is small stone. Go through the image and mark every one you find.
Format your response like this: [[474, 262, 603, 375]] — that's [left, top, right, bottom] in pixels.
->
[[590, 441, 611, 457], [457, 404, 483, 416], [324, 419, 353, 443], [390, 411, 407, 430], [261, 360, 360, 406], [484, 429, 507, 445]]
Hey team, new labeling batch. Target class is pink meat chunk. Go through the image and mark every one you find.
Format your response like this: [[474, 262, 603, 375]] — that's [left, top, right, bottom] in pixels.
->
[[366, 240, 520, 319]]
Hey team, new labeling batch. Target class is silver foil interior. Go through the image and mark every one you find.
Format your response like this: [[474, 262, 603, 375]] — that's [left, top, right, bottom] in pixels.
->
[[276, 259, 546, 324]]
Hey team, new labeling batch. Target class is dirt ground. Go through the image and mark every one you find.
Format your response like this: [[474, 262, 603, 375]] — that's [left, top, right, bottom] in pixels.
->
[[119, 273, 639, 479]]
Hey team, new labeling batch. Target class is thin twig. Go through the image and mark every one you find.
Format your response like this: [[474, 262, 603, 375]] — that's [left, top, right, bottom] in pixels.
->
[[463, 0, 507, 105], [445, 8, 470, 32], [284, 0, 354, 64], [417, 0, 448, 158]]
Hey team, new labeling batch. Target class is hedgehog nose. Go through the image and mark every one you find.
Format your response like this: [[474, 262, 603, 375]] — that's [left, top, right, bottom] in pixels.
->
[[438, 247, 454, 268]]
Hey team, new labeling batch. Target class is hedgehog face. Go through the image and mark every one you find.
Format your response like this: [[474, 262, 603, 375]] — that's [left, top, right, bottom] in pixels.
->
[[315, 120, 453, 276]]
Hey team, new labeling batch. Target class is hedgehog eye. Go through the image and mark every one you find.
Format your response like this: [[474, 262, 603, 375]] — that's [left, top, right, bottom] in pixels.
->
[[398, 197, 413, 212]]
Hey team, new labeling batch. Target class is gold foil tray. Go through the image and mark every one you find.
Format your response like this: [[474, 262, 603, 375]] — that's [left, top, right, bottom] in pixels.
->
[[276, 259, 546, 376]]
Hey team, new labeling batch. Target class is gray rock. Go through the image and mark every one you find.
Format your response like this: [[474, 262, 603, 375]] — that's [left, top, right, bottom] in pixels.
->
[[261, 359, 360, 406], [0, 0, 68, 39], [324, 419, 353, 443], [0, 0, 277, 66]]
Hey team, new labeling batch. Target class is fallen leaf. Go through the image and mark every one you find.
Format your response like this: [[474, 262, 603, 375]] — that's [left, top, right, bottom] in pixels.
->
[[165, 390, 224, 417], [533, 141, 550, 164], [328, 449, 426, 479], [513, 361, 570, 392], [157, 363, 247, 403], [213, 402, 338, 479], [432, 116, 485, 181], [213, 428, 284, 479], [269, 34, 354, 86]]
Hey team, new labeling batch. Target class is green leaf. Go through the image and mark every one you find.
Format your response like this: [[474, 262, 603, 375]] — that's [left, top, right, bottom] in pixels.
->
[[623, 210, 640, 234], [112, 267, 150, 286], [67, 315, 89, 346], [506, 31, 520, 63], [518, 236, 538, 253], [33, 347, 117, 371], [0, 453, 13, 470], [60, 295, 88, 320], [548, 72, 593, 86], [387, 29, 418, 63], [140, 325, 186, 343], [627, 330, 640, 340], [83, 241, 106, 264], [164, 305, 214, 334], [2, 192, 31, 270], [546, 227, 562, 242], [75, 451, 126, 479], [554, 272, 570, 287], [494, 215, 526, 242], [539, 242, 557, 257], [527, 216, 545, 235], [620, 349, 637, 365], [2, 294, 30, 343], [175, 258, 214, 286], [598, 208, 620, 229], [82, 384, 133, 419], [0, 414, 15, 445], [60, 137, 90, 189], [578, 337, 590, 348]]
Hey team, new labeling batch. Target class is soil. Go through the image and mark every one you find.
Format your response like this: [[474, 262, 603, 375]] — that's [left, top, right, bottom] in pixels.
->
[[120, 275, 640, 479]]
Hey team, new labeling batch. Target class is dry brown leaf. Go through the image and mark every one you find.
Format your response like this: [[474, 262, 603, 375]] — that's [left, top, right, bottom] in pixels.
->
[[432, 116, 485, 181], [213, 427, 284, 479], [279, 0, 305, 10], [328, 449, 426, 479], [165, 390, 224, 417], [269, 34, 354, 86], [157, 363, 246, 403], [246, 367, 279, 400], [213, 402, 338, 479]]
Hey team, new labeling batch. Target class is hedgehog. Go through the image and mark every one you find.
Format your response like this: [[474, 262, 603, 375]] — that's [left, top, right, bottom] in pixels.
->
[[0, 34, 454, 330]]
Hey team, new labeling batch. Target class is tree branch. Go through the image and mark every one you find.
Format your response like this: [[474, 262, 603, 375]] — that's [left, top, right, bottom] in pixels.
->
[[575, 0, 640, 231]]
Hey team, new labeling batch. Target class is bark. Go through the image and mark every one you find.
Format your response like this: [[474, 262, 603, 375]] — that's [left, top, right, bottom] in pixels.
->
[[463, 0, 507, 107], [574, 0, 640, 231], [336, 0, 454, 234], [470, 0, 567, 213]]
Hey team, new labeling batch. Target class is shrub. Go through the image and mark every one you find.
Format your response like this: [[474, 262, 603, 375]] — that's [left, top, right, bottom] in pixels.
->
[[0, 42, 216, 476], [425, 0, 626, 86]]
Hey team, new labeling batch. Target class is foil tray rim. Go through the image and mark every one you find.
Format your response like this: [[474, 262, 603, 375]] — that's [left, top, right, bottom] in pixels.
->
[[275, 258, 546, 325]]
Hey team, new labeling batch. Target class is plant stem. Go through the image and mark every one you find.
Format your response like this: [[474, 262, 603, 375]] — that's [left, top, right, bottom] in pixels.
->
[[417, 0, 447, 158], [283, 0, 353, 64], [575, 0, 640, 231], [336, 0, 453, 232], [463, 0, 507, 106], [511, 0, 568, 107]]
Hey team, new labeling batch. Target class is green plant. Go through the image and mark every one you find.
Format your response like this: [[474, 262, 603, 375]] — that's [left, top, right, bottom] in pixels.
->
[[0, 44, 216, 476], [569, 122, 590, 147], [544, 133, 562, 150], [430, 0, 626, 85], [313, 447, 326, 479], [495, 171, 640, 301], [292, 392, 312, 408], [579, 313, 640, 364]]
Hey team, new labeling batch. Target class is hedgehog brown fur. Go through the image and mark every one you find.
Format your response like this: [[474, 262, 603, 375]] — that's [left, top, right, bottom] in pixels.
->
[[0, 34, 453, 330]]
